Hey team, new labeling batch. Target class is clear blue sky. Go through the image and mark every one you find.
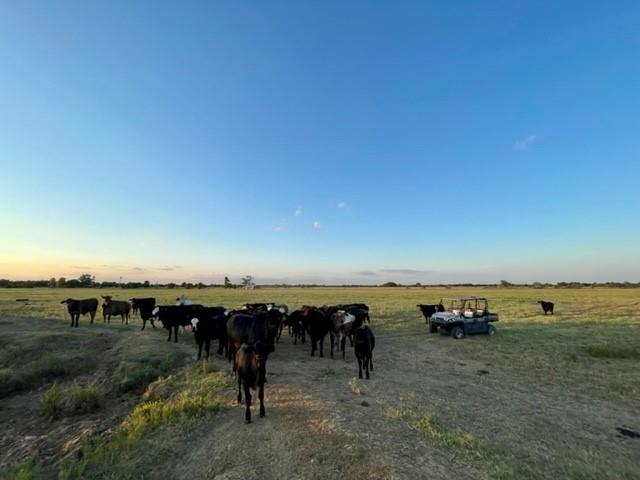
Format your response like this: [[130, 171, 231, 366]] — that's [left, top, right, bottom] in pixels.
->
[[1, 1, 638, 284]]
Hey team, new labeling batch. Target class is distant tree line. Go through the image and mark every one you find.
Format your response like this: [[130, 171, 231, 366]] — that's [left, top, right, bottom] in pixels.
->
[[0, 275, 638, 289]]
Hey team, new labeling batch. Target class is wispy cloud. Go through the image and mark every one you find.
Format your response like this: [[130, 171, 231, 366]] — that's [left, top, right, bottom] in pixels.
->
[[274, 225, 284, 232], [379, 268, 432, 275], [132, 267, 146, 272], [294, 206, 302, 216], [515, 134, 537, 150], [337, 202, 347, 209], [159, 265, 181, 271], [355, 270, 377, 276], [313, 220, 321, 229]]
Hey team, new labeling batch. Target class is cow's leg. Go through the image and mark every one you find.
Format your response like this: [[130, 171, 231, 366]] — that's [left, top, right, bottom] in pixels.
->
[[237, 377, 243, 404], [173, 325, 179, 342], [150, 318, 156, 328], [90, 311, 95, 325], [205, 339, 211, 359], [217, 338, 224, 356], [329, 332, 335, 358], [370, 352, 374, 371], [197, 339, 203, 360], [311, 339, 316, 357], [244, 384, 252, 423], [365, 355, 370, 379], [141, 318, 146, 330], [341, 337, 347, 360], [166, 328, 172, 342], [302, 330, 306, 344], [258, 382, 265, 418], [69, 313, 74, 328], [357, 355, 363, 379], [319, 335, 325, 358]]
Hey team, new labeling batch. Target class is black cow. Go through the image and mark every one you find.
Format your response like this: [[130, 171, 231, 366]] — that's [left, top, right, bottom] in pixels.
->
[[538, 300, 554, 315], [336, 303, 370, 313], [354, 325, 375, 379], [330, 310, 356, 359], [152, 305, 204, 342], [60, 298, 98, 327], [417, 303, 445, 332], [301, 307, 332, 357], [226, 313, 275, 368], [284, 310, 306, 344], [191, 306, 228, 359], [101, 296, 131, 324], [235, 343, 266, 424], [130, 298, 156, 330]]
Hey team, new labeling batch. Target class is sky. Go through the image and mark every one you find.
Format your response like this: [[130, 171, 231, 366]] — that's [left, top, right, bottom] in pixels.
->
[[0, 1, 639, 285]]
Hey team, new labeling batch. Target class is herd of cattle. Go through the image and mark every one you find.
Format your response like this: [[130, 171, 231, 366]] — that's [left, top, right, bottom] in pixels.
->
[[59, 295, 555, 423], [60, 296, 376, 423]]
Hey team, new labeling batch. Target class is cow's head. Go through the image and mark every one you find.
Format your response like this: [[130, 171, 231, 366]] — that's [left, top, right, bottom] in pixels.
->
[[151, 306, 160, 318], [60, 299, 72, 304], [191, 318, 200, 331]]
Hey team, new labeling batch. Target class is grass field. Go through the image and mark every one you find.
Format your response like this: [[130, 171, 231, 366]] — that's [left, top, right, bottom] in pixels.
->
[[0, 286, 639, 479]]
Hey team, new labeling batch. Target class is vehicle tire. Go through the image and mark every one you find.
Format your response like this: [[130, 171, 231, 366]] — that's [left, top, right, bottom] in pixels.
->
[[487, 324, 496, 336], [429, 322, 438, 333], [451, 326, 464, 339]]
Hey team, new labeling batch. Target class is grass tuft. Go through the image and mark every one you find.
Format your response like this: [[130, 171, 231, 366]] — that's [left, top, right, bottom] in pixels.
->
[[585, 344, 640, 359], [41, 383, 63, 420], [349, 377, 363, 396]]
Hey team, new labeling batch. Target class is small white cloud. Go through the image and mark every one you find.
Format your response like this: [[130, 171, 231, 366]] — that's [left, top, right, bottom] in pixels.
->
[[515, 134, 537, 150], [337, 202, 347, 209], [313, 221, 321, 229], [294, 207, 302, 216], [274, 225, 283, 232]]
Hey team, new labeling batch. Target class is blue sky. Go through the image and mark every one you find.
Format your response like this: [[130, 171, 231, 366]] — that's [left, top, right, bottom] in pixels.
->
[[1, 1, 639, 284]]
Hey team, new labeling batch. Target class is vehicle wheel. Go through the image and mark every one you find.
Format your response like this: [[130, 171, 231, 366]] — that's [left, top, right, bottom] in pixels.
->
[[451, 326, 464, 339], [487, 325, 496, 336], [429, 322, 438, 333]]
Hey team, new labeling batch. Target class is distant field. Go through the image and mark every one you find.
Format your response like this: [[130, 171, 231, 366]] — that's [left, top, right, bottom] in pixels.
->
[[1, 286, 639, 479]]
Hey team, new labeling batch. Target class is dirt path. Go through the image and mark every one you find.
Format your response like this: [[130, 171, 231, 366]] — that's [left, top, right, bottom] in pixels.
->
[[164, 327, 639, 480]]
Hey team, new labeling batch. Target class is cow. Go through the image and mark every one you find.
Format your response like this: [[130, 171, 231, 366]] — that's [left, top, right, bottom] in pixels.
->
[[235, 344, 266, 424], [176, 295, 193, 305], [242, 303, 270, 312], [284, 310, 306, 344], [538, 300, 554, 315], [152, 305, 203, 342], [354, 325, 375, 379], [190, 306, 228, 359], [301, 307, 332, 357], [330, 310, 356, 360], [130, 298, 156, 330], [101, 296, 131, 324], [417, 303, 445, 332], [336, 303, 370, 313], [226, 313, 276, 368], [60, 298, 98, 327]]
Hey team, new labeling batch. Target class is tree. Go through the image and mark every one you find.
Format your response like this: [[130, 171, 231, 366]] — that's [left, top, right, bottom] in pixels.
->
[[224, 276, 233, 289], [49, 277, 57, 288], [56, 277, 67, 288], [241, 275, 255, 289], [499, 280, 514, 288], [78, 274, 95, 288]]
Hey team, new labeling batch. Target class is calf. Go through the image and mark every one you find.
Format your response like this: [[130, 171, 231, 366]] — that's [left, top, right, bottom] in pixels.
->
[[176, 295, 193, 305], [235, 344, 266, 423], [417, 303, 445, 332], [285, 310, 306, 344], [152, 305, 204, 342], [354, 325, 375, 379], [60, 298, 98, 327], [538, 300, 554, 315], [130, 297, 156, 330], [331, 310, 356, 360], [191, 306, 228, 359], [301, 307, 332, 357], [101, 296, 131, 324]]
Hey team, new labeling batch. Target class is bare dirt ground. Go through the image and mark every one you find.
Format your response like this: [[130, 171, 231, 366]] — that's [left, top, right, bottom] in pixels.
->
[[161, 327, 639, 479]]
